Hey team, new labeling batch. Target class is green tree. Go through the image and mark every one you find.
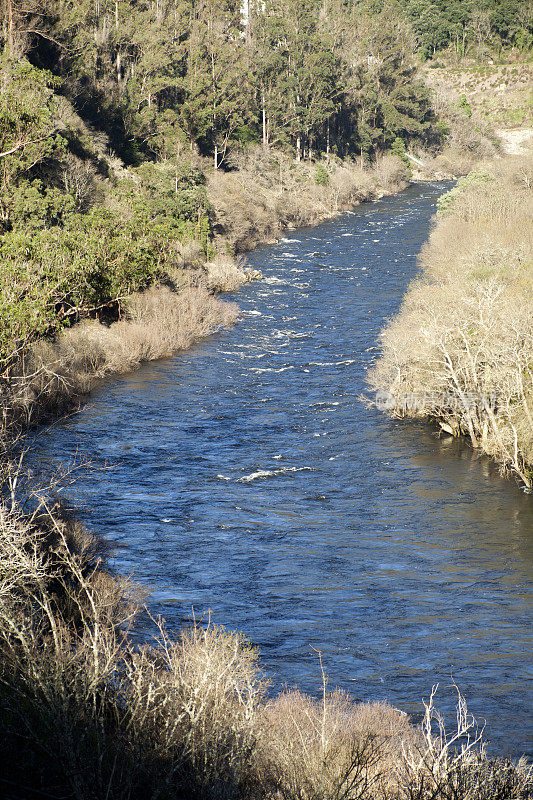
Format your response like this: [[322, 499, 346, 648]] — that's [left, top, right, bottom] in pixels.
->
[[0, 53, 64, 229], [343, 4, 433, 157]]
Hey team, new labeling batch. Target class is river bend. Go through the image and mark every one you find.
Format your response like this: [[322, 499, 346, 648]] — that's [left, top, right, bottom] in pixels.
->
[[33, 184, 533, 757]]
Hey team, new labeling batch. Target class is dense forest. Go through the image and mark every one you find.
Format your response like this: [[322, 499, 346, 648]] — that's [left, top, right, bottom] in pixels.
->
[[4, 0, 523, 375], [4, 0, 442, 170]]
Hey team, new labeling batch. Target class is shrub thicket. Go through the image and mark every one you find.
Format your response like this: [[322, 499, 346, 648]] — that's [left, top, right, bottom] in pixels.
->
[[209, 147, 409, 253], [368, 152, 533, 487], [1, 287, 239, 434], [0, 487, 531, 799]]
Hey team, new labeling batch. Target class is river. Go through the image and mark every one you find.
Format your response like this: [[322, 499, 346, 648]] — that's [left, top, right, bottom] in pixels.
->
[[33, 183, 533, 758]]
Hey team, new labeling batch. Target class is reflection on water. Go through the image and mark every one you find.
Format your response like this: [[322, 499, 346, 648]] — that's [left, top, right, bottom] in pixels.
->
[[33, 184, 533, 757]]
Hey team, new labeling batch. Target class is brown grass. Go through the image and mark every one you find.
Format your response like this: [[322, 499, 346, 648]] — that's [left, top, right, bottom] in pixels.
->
[[208, 147, 408, 253], [205, 254, 258, 292], [368, 152, 533, 487], [2, 286, 239, 431]]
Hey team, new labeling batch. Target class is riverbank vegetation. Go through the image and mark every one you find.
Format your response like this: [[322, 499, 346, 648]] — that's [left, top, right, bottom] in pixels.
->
[[3, 286, 239, 432], [1, 484, 532, 799], [368, 151, 533, 488], [209, 148, 411, 252], [0, 0, 508, 402]]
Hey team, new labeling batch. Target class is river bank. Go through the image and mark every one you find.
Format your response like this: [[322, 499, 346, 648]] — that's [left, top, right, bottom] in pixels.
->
[[368, 151, 533, 488], [4, 487, 531, 800], [0, 152, 414, 442]]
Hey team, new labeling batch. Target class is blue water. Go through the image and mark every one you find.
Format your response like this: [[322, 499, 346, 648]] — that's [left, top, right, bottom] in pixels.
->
[[33, 183, 533, 757]]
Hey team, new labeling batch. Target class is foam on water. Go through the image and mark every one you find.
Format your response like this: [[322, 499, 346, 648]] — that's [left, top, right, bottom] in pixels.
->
[[249, 366, 294, 373], [237, 467, 313, 483]]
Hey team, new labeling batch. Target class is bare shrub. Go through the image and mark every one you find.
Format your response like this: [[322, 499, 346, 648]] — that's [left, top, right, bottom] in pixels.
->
[[369, 153, 533, 487], [123, 621, 267, 798], [178, 238, 206, 266], [431, 147, 481, 177], [331, 164, 376, 208], [373, 155, 411, 192], [396, 685, 533, 800], [254, 664, 418, 800], [62, 152, 100, 209], [205, 254, 249, 292], [0, 496, 141, 800], [0, 489, 266, 799]]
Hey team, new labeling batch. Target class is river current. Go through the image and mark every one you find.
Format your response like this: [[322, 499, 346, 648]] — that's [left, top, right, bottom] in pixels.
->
[[33, 183, 533, 757]]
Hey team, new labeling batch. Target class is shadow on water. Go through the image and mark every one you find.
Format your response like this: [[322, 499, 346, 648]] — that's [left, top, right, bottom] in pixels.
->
[[32, 183, 533, 758]]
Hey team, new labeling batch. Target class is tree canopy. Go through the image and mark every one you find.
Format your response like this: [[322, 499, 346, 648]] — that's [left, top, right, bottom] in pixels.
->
[[1, 0, 444, 168]]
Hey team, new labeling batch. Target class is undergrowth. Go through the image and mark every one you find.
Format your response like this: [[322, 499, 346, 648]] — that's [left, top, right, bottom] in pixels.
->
[[0, 467, 531, 799], [368, 151, 533, 487]]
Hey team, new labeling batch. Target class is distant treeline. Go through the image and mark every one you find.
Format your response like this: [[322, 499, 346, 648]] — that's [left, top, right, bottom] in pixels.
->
[[398, 0, 532, 59]]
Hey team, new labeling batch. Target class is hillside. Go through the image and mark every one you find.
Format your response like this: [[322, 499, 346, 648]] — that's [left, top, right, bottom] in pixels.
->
[[423, 59, 532, 130]]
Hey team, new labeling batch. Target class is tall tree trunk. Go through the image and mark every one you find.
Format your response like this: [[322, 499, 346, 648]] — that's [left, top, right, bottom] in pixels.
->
[[115, 1, 121, 89], [262, 90, 268, 147], [6, 0, 13, 55], [242, 0, 251, 43]]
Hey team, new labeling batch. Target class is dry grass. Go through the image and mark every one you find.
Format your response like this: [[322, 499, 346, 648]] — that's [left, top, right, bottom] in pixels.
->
[[208, 147, 407, 253], [424, 61, 533, 130], [2, 286, 239, 430], [368, 151, 533, 487], [0, 485, 531, 798]]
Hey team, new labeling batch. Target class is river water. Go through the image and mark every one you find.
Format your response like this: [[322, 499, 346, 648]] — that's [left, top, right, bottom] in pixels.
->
[[33, 183, 533, 757]]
